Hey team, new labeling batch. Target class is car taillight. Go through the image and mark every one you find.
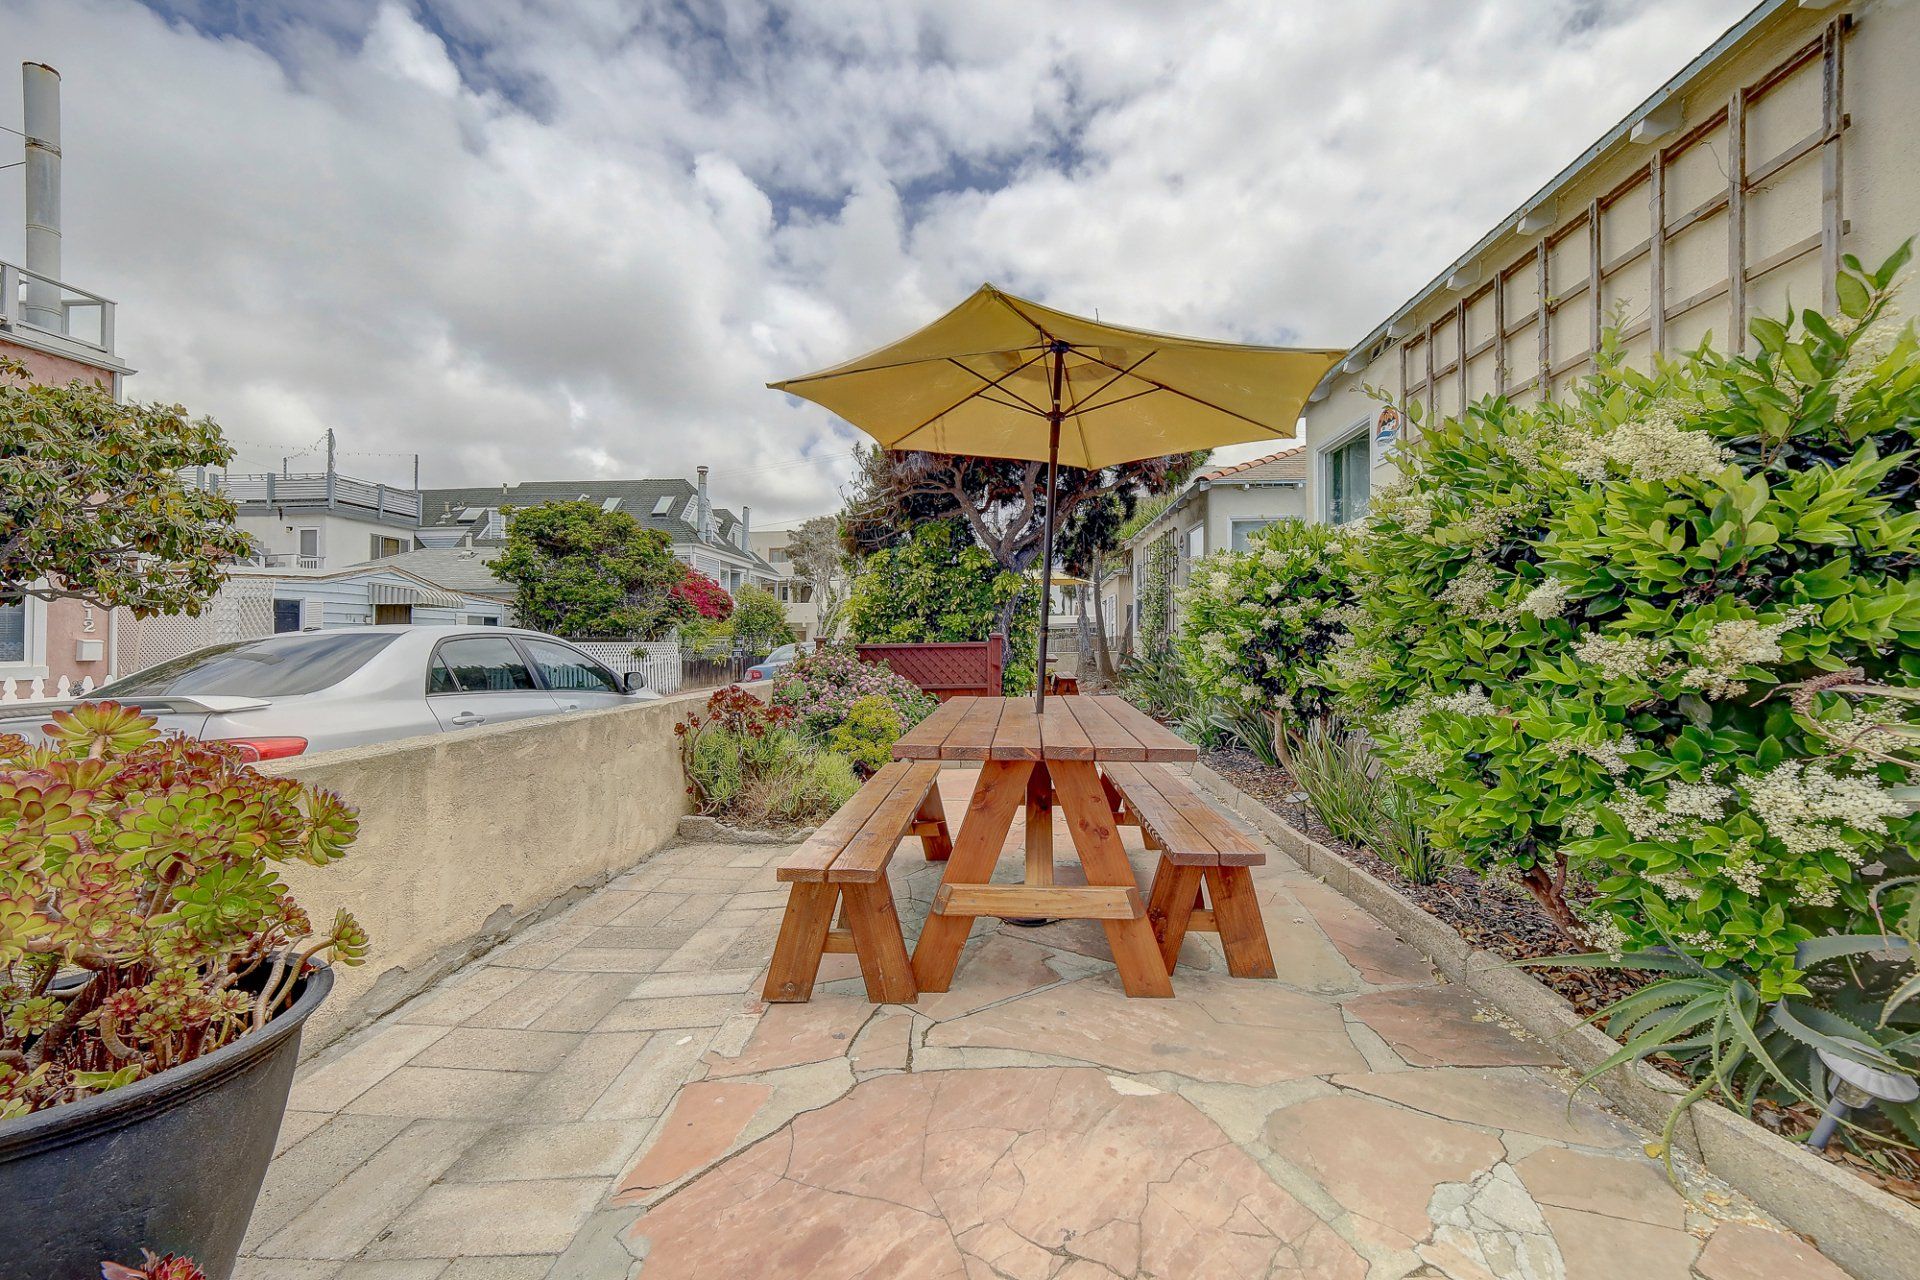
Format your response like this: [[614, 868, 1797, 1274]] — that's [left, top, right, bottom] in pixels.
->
[[744, 668, 763, 680], [217, 736, 309, 762]]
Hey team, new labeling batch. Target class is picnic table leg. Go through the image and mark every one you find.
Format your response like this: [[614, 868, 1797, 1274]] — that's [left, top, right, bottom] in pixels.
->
[[1204, 866, 1277, 979], [1146, 860, 1204, 974], [911, 760, 1034, 993], [763, 883, 838, 1003], [840, 881, 918, 1002], [1049, 761, 1174, 998], [1024, 763, 1054, 886], [914, 780, 954, 862]]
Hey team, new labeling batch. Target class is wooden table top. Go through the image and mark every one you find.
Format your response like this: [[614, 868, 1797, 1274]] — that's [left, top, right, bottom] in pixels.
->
[[892, 694, 1198, 763]]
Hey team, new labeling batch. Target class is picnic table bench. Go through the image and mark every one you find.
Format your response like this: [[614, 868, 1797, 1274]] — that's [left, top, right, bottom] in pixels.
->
[[763, 760, 952, 1004]]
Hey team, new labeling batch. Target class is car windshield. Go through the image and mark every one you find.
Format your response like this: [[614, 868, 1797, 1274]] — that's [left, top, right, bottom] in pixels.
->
[[768, 645, 796, 663], [98, 633, 402, 698]]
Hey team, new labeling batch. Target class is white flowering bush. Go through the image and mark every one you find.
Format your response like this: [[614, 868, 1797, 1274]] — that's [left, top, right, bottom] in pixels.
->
[[1176, 518, 1356, 724], [1338, 248, 1920, 996]]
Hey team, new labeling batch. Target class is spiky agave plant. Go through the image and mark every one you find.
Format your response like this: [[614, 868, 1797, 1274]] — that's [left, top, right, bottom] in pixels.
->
[[0, 703, 368, 1119], [1538, 911, 1920, 1176]]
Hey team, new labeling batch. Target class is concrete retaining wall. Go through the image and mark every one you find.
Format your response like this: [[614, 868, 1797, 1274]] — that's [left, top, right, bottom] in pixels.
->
[[263, 692, 700, 1051], [1188, 761, 1920, 1280]]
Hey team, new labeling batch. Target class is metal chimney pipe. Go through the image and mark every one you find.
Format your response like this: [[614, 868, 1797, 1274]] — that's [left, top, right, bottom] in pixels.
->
[[696, 465, 712, 540], [739, 505, 750, 549], [21, 62, 61, 332]]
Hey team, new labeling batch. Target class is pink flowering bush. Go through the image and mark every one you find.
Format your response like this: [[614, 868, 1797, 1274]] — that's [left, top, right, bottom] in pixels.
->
[[770, 646, 936, 744]]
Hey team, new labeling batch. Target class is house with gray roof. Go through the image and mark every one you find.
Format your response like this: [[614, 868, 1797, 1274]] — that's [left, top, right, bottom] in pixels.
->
[[415, 466, 777, 594]]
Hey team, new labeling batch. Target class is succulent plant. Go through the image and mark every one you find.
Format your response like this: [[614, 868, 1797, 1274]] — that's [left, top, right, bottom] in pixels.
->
[[0, 703, 366, 1119], [101, 1251, 208, 1280]]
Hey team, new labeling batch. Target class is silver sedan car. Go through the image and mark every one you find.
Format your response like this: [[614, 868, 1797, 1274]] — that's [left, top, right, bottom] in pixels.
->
[[0, 625, 658, 760]]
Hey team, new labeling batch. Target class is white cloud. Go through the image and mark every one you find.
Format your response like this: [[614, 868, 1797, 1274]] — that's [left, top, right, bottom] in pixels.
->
[[0, 0, 1750, 519]]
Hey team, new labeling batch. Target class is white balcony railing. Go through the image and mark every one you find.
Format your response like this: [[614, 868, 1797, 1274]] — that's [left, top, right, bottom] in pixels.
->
[[191, 471, 423, 522], [0, 259, 115, 355]]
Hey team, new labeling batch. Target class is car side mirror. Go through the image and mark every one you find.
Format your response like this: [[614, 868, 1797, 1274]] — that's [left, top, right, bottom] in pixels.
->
[[622, 671, 646, 694]]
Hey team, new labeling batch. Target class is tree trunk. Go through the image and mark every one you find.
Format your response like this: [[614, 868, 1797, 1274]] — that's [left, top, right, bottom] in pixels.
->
[[1089, 558, 1115, 683], [1517, 857, 1583, 939]]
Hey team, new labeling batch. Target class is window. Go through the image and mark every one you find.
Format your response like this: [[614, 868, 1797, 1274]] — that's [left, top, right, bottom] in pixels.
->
[[1184, 525, 1204, 562], [1325, 430, 1372, 524], [429, 636, 536, 693], [273, 598, 303, 633], [600, 497, 621, 512], [521, 638, 622, 693], [296, 527, 321, 561], [1230, 518, 1276, 551], [99, 633, 400, 698], [464, 614, 499, 626], [369, 534, 405, 559], [0, 601, 24, 662], [652, 494, 679, 516]]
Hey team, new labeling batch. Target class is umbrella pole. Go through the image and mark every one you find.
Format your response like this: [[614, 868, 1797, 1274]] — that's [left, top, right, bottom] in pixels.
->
[[1035, 343, 1066, 713]]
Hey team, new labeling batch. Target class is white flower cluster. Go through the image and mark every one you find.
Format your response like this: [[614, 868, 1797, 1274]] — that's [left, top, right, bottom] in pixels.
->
[[1567, 400, 1730, 484], [1547, 731, 1639, 776], [1377, 686, 1498, 781], [1676, 607, 1818, 699], [1438, 561, 1501, 611], [1572, 632, 1670, 681], [1830, 310, 1903, 412], [1608, 780, 1732, 842], [1517, 578, 1571, 620], [1743, 760, 1906, 860]]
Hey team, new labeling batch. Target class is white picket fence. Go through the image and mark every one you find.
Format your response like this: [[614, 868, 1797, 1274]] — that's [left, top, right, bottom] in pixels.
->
[[566, 639, 683, 696], [0, 674, 98, 705]]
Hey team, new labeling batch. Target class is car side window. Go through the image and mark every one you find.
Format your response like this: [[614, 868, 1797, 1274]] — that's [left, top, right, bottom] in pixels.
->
[[427, 654, 461, 694], [431, 636, 537, 693], [522, 639, 622, 694]]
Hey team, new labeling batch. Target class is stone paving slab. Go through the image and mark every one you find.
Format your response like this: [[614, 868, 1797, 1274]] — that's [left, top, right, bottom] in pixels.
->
[[240, 767, 1859, 1279]]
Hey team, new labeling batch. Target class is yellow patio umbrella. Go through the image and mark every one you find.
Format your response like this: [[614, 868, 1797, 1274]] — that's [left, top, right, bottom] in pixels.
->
[[769, 283, 1344, 707]]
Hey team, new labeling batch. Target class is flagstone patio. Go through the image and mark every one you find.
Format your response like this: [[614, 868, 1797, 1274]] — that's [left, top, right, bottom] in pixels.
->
[[237, 768, 1856, 1279]]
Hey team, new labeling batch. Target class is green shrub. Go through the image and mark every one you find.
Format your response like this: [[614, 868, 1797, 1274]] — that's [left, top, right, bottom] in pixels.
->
[[1336, 247, 1920, 996], [830, 694, 908, 776], [847, 522, 1037, 694], [1177, 517, 1356, 727], [1372, 783, 1446, 886], [677, 687, 860, 827]]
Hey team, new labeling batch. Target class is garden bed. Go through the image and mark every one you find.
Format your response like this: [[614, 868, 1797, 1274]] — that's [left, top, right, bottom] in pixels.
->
[[1203, 747, 1645, 1020]]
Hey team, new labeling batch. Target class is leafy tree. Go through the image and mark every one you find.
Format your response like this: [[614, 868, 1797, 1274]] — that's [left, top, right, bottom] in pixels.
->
[[841, 444, 1202, 642], [729, 583, 795, 656], [0, 359, 251, 615], [787, 515, 851, 639], [1057, 491, 1136, 681], [491, 500, 690, 638], [848, 521, 1035, 693]]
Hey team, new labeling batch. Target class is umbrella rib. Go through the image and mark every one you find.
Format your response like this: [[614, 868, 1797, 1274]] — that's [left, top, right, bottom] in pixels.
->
[[1065, 351, 1157, 416], [1072, 347, 1293, 434], [948, 356, 1051, 415], [769, 344, 1051, 388], [878, 349, 1052, 450]]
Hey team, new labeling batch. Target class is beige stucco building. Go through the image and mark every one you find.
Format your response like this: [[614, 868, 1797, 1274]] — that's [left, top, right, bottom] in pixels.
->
[[1299, 0, 1915, 525]]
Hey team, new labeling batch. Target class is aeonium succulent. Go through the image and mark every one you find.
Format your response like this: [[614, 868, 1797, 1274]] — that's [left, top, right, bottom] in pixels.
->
[[0, 702, 367, 1119]]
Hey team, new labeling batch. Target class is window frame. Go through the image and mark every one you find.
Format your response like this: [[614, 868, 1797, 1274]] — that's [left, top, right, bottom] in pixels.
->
[[1321, 422, 1373, 525], [516, 635, 625, 696]]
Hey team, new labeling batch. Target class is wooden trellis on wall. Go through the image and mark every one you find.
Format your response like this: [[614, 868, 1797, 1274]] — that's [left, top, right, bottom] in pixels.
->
[[1400, 16, 1850, 418]]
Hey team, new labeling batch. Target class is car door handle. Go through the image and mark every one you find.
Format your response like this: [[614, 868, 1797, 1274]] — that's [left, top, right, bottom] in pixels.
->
[[557, 702, 580, 712], [450, 712, 486, 726]]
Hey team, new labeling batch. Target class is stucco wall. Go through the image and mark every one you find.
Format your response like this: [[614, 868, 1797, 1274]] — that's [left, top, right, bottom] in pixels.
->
[[261, 690, 699, 1050]]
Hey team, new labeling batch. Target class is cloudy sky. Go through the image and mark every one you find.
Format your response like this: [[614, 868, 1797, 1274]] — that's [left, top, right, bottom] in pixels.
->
[[0, 0, 1751, 523]]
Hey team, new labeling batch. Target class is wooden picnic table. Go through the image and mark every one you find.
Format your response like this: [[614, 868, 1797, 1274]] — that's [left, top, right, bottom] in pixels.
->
[[891, 694, 1196, 998]]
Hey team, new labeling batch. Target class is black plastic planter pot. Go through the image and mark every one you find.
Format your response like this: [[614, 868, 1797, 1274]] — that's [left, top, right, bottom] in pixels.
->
[[0, 964, 332, 1280]]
